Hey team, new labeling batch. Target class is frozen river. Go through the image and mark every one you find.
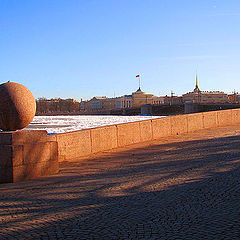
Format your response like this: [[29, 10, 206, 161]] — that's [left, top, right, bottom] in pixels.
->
[[25, 115, 162, 134]]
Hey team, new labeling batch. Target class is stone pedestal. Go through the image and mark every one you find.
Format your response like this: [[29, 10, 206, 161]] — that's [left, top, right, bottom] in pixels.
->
[[0, 130, 58, 183]]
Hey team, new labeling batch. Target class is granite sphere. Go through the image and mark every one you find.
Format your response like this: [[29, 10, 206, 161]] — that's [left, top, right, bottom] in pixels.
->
[[0, 82, 36, 131]]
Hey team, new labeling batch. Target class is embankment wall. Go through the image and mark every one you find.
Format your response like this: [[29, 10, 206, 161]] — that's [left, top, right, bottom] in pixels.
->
[[1, 108, 240, 183], [54, 109, 240, 162]]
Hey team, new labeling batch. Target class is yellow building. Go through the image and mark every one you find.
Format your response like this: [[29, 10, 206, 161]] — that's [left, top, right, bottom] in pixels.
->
[[86, 87, 163, 111], [131, 87, 155, 108]]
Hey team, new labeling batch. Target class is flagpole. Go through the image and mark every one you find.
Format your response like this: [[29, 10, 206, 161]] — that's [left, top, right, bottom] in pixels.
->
[[136, 74, 141, 90]]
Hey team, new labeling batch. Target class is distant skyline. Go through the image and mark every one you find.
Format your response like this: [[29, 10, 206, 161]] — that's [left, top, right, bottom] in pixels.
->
[[1, 0, 240, 100]]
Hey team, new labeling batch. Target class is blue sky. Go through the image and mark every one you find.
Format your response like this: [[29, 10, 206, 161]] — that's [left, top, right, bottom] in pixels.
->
[[0, 0, 240, 100]]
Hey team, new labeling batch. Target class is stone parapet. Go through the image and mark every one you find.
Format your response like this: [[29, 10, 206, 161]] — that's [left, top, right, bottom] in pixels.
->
[[117, 122, 141, 147], [56, 129, 91, 162], [1, 108, 240, 183], [56, 109, 240, 162]]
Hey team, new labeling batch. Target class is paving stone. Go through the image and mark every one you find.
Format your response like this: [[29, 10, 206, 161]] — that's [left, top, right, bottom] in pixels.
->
[[1, 125, 240, 239]]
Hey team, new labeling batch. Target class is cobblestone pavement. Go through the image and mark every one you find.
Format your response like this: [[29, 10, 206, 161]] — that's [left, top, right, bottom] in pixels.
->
[[1, 125, 240, 239]]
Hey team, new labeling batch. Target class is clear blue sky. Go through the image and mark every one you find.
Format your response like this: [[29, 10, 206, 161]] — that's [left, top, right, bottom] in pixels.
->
[[1, 0, 240, 100]]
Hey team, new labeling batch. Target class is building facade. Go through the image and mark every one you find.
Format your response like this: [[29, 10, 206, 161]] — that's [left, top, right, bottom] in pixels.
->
[[131, 88, 155, 108], [228, 92, 240, 104], [115, 95, 133, 109], [36, 98, 81, 114], [85, 87, 165, 111], [164, 96, 183, 105], [182, 75, 229, 104], [152, 96, 165, 105]]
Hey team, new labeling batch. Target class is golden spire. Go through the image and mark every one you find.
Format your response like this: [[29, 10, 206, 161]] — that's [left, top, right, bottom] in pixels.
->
[[194, 74, 200, 93]]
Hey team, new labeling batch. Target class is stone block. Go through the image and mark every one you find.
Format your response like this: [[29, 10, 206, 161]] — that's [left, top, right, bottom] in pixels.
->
[[152, 117, 171, 139], [170, 115, 188, 135], [232, 109, 240, 124], [0, 133, 12, 145], [0, 166, 13, 183], [12, 145, 24, 167], [0, 145, 12, 167], [12, 130, 48, 144], [187, 113, 204, 132], [202, 111, 217, 129], [0, 130, 58, 183], [91, 125, 117, 153], [139, 120, 153, 142], [117, 122, 141, 147], [23, 142, 57, 164], [217, 109, 232, 127], [12, 160, 59, 182], [0, 145, 23, 168], [0, 130, 48, 145], [47, 134, 57, 142], [56, 129, 91, 161]]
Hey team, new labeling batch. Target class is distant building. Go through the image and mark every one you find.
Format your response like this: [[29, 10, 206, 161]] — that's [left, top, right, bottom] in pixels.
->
[[164, 96, 183, 105], [152, 96, 165, 105], [228, 92, 240, 104], [102, 98, 116, 110], [115, 95, 133, 109], [36, 98, 81, 114], [86, 96, 118, 111], [80, 99, 86, 111], [182, 75, 229, 104], [86, 97, 107, 110], [131, 87, 155, 108], [86, 87, 165, 111]]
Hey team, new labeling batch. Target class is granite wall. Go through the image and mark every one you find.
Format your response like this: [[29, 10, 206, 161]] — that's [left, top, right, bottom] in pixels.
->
[[55, 109, 240, 162], [1, 109, 239, 183]]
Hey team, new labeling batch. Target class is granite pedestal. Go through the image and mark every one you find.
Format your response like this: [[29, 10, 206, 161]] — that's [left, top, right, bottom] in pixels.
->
[[0, 130, 58, 183]]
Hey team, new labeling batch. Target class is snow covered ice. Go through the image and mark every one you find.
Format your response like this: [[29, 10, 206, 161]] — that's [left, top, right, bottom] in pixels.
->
[[25, 115, 162, 134]]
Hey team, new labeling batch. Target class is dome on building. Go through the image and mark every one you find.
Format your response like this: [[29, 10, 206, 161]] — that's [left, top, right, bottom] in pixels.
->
[[134, 87, 146, 95], [136, 87, 142, 92]]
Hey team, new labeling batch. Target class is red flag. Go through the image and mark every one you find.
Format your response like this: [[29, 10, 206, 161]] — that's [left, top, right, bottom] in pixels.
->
[[136, 75, 140, 78]]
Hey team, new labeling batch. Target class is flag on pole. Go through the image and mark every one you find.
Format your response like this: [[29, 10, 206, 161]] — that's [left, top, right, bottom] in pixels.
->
[[136, 75, 140, 78]]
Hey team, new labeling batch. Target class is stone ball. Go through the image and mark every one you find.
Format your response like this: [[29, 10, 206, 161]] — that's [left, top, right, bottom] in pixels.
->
[[0, 82, 36, 131]]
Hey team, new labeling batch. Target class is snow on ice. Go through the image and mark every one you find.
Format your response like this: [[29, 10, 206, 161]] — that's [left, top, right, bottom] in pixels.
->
[[25, 115, 162, 134]]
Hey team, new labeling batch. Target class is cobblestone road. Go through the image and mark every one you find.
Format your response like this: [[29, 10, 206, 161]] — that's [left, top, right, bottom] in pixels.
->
[[1, 125, 240, 239]]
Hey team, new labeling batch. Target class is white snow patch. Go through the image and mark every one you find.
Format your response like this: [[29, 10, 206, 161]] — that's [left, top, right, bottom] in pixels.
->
[[25, 115, 163, 134]]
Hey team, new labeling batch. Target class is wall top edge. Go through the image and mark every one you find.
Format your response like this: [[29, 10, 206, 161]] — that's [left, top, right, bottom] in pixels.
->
[[48, 108, 240, 137], [0, 130, 48, 135], [54, 117, 166, 136]]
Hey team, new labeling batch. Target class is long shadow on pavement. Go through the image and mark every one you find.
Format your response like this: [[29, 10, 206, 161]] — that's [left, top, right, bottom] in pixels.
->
[[0, 135, 240, 239]]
